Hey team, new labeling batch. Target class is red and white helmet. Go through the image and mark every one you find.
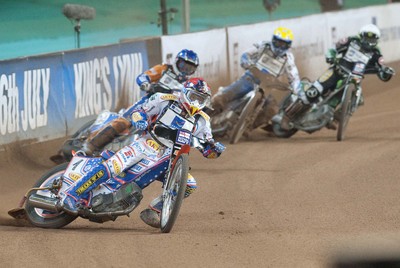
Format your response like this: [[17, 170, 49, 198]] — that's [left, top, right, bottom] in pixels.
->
[[180, 77, 211, 116]]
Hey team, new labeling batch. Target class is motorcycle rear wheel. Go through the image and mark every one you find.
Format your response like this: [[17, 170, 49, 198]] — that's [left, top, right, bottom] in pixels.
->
[[337, 84, 354, 141], [160, 154, 189, 233], [230, 91, 262, 144], [25, 163, 77, 228]]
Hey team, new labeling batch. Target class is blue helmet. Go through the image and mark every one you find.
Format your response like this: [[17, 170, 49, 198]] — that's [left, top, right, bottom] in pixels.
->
[[174, 49, 199, 77]]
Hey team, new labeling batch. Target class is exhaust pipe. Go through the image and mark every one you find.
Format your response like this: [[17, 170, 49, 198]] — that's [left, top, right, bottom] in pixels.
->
[[27, 193, 60, 212]]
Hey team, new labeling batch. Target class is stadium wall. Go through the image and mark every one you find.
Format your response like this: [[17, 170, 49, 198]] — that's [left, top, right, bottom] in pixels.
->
[[1, 4, 399, 147]]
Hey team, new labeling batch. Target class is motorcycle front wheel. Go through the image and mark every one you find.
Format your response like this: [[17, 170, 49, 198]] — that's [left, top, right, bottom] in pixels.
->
[[230, 91, 262, 144], [337, 84, 355, 141], [25, 163, 77, 228], [160, 154, 189, 233]]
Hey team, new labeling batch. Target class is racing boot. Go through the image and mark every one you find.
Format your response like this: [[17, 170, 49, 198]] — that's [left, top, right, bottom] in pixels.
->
[[140, 174, 197, 228], [325, 119, 337, 130], [140, 195, 163, 228], [184, 174, 197, 198], [82, 117, 131, 155]]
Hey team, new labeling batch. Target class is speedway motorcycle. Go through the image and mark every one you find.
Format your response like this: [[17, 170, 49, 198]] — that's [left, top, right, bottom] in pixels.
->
[[271, 54, 394, 141], [9, 127, 203, 233], [210, 59, 289, 144], [50, 71, 184, 164], [210, 85, 266, 144]]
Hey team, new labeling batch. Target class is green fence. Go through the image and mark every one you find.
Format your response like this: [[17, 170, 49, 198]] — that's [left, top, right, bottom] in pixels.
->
[[0, 0, 389, 60]]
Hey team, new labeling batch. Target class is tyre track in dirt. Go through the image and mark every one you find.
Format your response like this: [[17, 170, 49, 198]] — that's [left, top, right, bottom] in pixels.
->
[[1, 64, 400, 267]]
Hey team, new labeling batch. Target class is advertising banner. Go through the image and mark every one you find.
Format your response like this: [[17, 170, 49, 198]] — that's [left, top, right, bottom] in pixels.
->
[[62, 41, 149, 134], [1, 40, 153, 145], [0, 54, 65, 144]]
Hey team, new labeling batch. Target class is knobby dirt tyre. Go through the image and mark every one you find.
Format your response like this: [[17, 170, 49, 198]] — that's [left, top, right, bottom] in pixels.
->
[[337, 84, 354, 141], [230, 91, 262, 144], [25, 163, 77, 228], [160, 154, 189, 233]]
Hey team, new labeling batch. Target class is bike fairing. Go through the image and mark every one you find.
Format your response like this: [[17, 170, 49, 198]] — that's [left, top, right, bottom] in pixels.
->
[[61, 91, 224, 214]]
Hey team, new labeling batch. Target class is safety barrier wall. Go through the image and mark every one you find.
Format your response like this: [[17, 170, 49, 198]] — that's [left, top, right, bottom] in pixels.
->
[[225, 4, 400, 82], [1, 3, 399, 147], [0, 39, 161, 145]]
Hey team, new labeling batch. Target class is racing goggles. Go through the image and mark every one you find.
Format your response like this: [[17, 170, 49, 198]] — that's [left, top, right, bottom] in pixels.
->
[[362, 32, 379, 46], [272, 38, 292, 50], [177, 59, 198, 75], [185, 89, 210, 108]]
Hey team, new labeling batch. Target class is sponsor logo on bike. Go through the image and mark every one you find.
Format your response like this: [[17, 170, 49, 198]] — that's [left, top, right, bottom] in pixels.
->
[[75, 170, 105, 195], [171, 116, 185, 129], [131, 112, 143, 122], [112, 159, 121, 174], [161, 94, 178, 101], [176, 131, 191, 145], [68, 172, 82, 181], [146, 139, 160, 151]]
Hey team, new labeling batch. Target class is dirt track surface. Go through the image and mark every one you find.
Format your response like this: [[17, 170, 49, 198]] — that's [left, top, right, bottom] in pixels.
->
[[2, 65, 400, 268]]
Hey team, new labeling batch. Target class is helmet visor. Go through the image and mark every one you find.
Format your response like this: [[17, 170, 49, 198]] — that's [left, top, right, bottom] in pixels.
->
[[272, 38, 291, 50], [177, 59, 198, 75], [362, 33, 378, 46], [186, 89, 210, 107]]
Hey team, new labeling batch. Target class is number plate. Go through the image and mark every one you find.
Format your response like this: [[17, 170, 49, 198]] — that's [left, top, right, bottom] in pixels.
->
[[159, 72, 183, 90], [344, 44, 370, 64], [255, 52, 286, 77]]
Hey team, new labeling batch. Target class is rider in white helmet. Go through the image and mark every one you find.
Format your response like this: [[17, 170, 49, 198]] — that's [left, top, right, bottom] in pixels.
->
[[281, 24, 395, 130]]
